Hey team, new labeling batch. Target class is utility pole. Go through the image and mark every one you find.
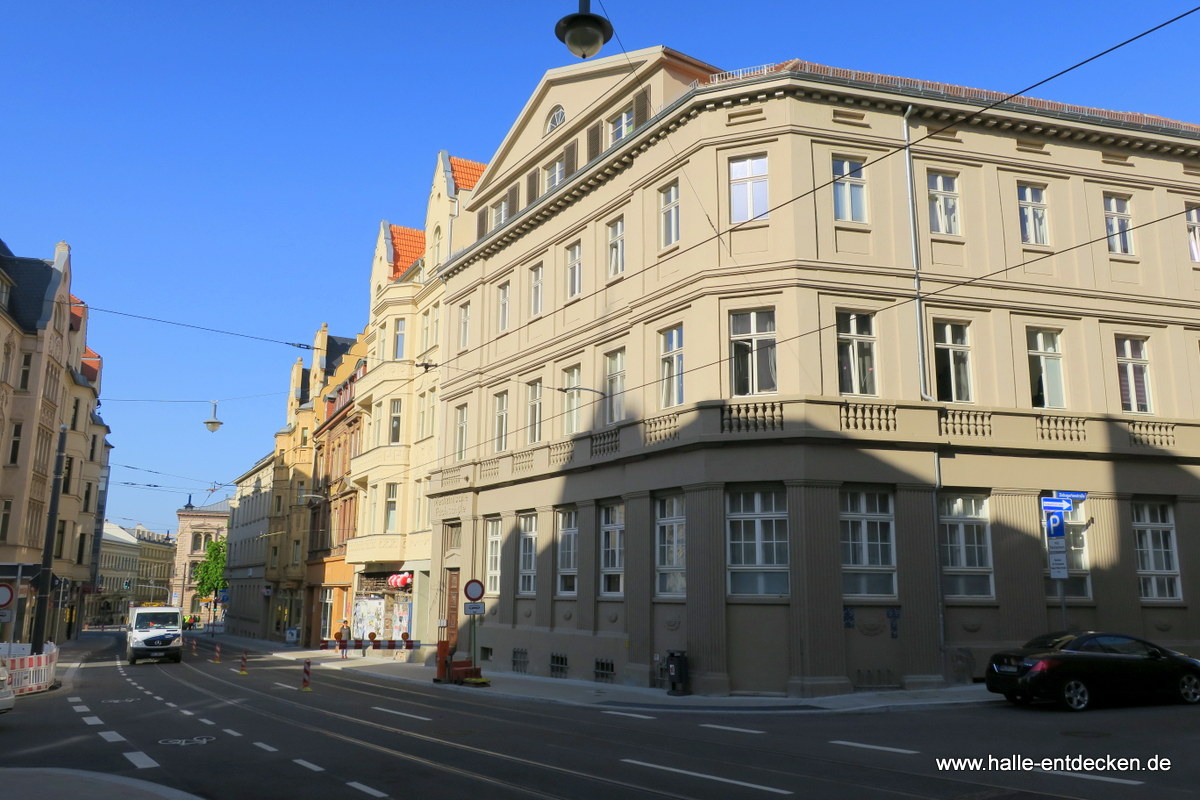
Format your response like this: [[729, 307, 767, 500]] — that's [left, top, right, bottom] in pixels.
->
[[30, 426, 68, 656]]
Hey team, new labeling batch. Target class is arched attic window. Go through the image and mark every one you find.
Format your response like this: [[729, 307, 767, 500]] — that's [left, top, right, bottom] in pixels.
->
[[545, 105, 566, 135], [432, 227, 442, 266]]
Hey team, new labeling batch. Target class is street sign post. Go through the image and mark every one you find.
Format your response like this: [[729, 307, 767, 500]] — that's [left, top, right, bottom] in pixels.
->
[[463, 602, 485, 615], [462, 579, 486, 674]]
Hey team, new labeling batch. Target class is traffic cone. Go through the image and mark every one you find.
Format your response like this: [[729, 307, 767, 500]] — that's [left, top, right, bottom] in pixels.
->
[[213, 643, 222, 664], [238, 651, 248, 675]]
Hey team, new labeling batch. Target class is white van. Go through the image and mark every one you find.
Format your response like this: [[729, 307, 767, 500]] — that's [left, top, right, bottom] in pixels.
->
[[125, 605, 183, 664]]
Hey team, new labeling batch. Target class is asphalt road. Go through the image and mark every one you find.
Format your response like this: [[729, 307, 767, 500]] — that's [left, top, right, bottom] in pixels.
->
[[2, 632, 1198, 799]]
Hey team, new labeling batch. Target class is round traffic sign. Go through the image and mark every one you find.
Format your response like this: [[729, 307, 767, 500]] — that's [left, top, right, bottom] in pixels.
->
[[0, 583, 13, 608], [463, 579, 485, 601]]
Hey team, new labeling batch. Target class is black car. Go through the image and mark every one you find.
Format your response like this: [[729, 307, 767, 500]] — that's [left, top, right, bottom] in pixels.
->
[[985, 631, 1200, 711]]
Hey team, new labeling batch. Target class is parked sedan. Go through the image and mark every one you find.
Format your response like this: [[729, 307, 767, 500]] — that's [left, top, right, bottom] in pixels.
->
[[986, 631, 1200, 711]]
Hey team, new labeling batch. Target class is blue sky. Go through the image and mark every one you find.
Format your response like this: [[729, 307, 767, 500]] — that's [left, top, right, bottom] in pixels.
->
[[2, 1, 1197, 533]]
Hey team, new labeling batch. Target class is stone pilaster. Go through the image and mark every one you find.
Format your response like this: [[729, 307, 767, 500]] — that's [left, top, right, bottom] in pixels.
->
[[684, 482, 729, 695], [989, 489, 1048, 641], [623, 491, 653, 685], [575, 499, 598, 632], [894, 483, 943, 688]]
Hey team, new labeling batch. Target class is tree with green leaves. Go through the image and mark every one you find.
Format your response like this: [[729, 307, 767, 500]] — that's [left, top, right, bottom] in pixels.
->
[[193, 539, 227, 600]]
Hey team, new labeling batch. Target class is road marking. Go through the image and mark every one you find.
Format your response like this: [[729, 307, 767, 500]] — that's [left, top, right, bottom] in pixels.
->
[[1043, 770, 1143, 786], [143, 690, 153, 695], [372, 706, 432, 721], [72, 704, 90, 712], [274, 682, 298, 691], [622, 759, 792, 795], [67, 696, 82, 702], [347, 782, 388, 798], [99, 731, 126, 743], [701, 723, 765, 734], [199, 719, 215, 725], [254, 742, 278, 752], [165, 702, 177, 708], [124, 752, 158, 769], [82, 716, 104, 726], [180, 709, 195, 716], [294, 759, 324, 771], [829, 740, 920, 755], [223, 729, 243, 737], [153, 696, 163, 701], [602, 711, 655, 719]]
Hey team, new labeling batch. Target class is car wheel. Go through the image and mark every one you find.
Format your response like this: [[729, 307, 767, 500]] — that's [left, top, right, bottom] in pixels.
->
[[1060, 678, 1090, 711], [1177, 673, 1200, 704], [1004, 692, 1030, 706]]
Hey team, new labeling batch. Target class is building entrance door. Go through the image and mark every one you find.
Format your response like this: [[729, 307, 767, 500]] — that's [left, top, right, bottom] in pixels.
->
[[443, 568, 459, 652]]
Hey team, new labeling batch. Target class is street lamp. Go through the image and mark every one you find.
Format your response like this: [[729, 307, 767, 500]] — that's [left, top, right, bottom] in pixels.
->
[[555, 0, 613, 59], [203, 401, 223, 432]]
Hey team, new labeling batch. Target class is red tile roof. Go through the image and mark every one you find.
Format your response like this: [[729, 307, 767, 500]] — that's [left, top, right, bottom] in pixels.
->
[[389, 225, 425, 280], [449, 156, 487, 191], [81, 347, 101, 382], [69, 294, 84, 331]]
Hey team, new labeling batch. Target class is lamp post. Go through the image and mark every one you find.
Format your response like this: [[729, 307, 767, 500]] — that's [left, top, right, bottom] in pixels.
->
[[555, 0, 613, 59], [203, 401, 223, 432]]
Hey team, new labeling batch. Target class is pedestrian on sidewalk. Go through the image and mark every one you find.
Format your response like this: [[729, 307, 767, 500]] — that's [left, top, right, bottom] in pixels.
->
[[338, 620, 351, 659]]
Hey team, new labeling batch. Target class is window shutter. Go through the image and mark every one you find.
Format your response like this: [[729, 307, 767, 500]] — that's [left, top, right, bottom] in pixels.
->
[[633, 89, 650, 128], [526, 169, 539, 206], [477, 210, 488, 239], [506, 184, 519, 215], [564, 141, 578, 176], [586, 123, 601, 161]]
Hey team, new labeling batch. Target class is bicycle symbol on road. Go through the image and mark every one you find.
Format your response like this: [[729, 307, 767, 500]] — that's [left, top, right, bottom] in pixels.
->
[[158, 736, 215, 746]]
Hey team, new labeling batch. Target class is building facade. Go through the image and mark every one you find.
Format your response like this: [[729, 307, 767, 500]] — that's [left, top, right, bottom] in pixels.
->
[[133, 525, 175, 605], [225, 453, 273, 639], [424, 48, 1200, 695], [173, 498, 230, 619]]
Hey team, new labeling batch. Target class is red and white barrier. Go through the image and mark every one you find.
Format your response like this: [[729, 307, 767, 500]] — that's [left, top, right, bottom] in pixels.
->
[[318, 639, 419, 651], [6, 644, 58, 695]]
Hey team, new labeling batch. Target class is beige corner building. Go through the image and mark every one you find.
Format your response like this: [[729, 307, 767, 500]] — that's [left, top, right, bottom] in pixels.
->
[[424, 47, 1200, 695]]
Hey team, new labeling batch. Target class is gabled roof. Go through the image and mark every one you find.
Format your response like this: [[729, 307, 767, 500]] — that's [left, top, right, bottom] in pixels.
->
[[389, 225, 425, 280], [69, 294, 84, 331], [449, 157, 486, 191]]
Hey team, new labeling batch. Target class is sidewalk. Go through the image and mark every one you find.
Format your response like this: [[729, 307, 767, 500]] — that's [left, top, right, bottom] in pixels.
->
[[200, 630, 994, 713]]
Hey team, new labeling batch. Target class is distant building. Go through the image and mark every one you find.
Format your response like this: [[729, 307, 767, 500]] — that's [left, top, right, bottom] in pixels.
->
[[93, 522, 139, 625], [173, 498, 230, 618], [226, 453, 273, 638]]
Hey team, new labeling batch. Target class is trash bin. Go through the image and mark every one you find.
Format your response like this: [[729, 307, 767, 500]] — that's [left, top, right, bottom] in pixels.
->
[[666, 650, 690, 696]]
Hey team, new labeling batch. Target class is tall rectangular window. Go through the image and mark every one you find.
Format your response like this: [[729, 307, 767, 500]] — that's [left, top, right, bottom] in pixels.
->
[[840, 489, 895, 596], [491, 197, 510, 230], [529, 264, 544, 316], [417, 393, 427, 440], [660, 325, 683, 408], [562, 365, 582, 435], [7, 422, 21, 465], [18, 353, 31, 390], [660, 182, 680, 247], [1116, 336, 1151, 413], [0, 499, 11, 543], [1133, 501, 1180, 600], [730, 155, 769, 223], [62, 457, 73, 495], [497, 282, 510, 332], [454, 404, 468, 462], [458, 302, 471, 349], [518, 513, 537, 595], [1018, 183, 1049, 245], [928, 171, 960, 235], [421, 310, 431, 352], [557, 509, 578, 594], [1187, 204, 1200, 262], [1104, 193, 1133, 254], [544, 157, 566, 192], [609, 106, 634, 143], [836, 311, 876, 396], [600, 503, 625, 595], [939, 494, 992, 597], [1027, 329, 1065, 408], [832, 158, 867, 222], [565, 242, 582, 299], [656, 494, 685, 595], [393, 318, 406, 360], [933, 321, 972, 402], [384, 483, 398, 532], [389, 399, 403, 444], [730, 310, 777, 396], [607, 217, 625, 277], [604, 349, 625, 425], [727, 488, 788, 595], [526, 379, 543, 444], [493, 391, 509, 453], [485, 518, 502, 594], [70, 398, 80, 430]]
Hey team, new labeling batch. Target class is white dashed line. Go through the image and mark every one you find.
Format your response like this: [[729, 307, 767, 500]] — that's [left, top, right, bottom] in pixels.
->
[[143, 690, 153, 695], [273, 682, 298, 691], [254, 742, 278, 752], [67, 696, 82, 702], [99, 731, 126, 743], [1043, 770, 1144, 786], [199, 719, 216, 725], [153, 696, 163, 701], [82, 716, 104, 726], [602, 711, 655, 719], [622, 760, 792, 795], [347, 782, 388, 798], [223, 729, 243, 737], [72, 704, 90, 712], [294, 759, 324, 772], [372, 706, 432, 721], [829, 740, 920, 755], [165, 702, 177, 708], [700, 723, 765, 734], [179, 710, 195, 716], [124, 752, 159, 769]]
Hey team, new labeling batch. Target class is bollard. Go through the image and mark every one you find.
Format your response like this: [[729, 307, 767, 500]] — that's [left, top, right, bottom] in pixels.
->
[[214, 643, 222, 664], [238, 651, 248, 675], [301, 659, 312, 692], [190, 638, 197, 656]]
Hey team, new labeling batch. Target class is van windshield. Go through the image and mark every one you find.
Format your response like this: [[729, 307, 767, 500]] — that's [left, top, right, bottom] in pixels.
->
[[135, 612, 180, 629]]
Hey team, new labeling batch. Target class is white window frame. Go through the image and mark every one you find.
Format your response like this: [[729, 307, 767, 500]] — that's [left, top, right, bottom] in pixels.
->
[[1104, 193, 1134, 255], [609, 106, 634, 144], [660, 181, 680, 247], [526, 379, 543, 444], [933, 321, 973, 403], [491, 197, 510, 230], [600, 503, 625, 596], [384, 483, 399, 533], [458, 302, 471, 350], [1027, 328, 1065, 409], [730, 155, 769, 223], [1116, 335, 1152, 413], [832, 158, 867, 223], [545, 105, 565, 134], [393, 318, 406, 360], [544, 157, 566, 192], [928, 171, 961, 235], [1018, 183, 1049, 245], [836, 311, 877, 396], [660, 325, 684, 408], [389, 399, 403, 444], [493, 391, 509, 453], [454, 404, 468, 462], [604, 348, 625, 425], [518, 513, 537, 595], [607, 217, 625, 278], [420, 310, 431, 352], [1133, 501, 1180, 600], [1187, 204, 1200, 262], [840, 488, 896, 597], [656, 494, 685, 596], [485, 517, 502, 594], [938, 494, 993, 598], [726, 487, 789, 596], [557, 508, 578, 595], [529, 263, 544, 316], [730, 310, 777, 397], [562, 365, 582, 435], [497, 282, 510, 332], [565, 242, 582, 299]]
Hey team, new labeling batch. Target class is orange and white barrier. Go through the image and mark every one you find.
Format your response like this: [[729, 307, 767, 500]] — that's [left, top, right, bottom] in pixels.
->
[[318, 639, 419, 651], [301, 659, 312, 692], [6, 644, 58, 695]]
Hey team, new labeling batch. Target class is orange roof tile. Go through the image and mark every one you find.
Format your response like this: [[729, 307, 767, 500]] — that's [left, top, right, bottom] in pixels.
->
[[449, 156, 486, 191], [389, 225, 425, 280], [81, 347, 102, 382]]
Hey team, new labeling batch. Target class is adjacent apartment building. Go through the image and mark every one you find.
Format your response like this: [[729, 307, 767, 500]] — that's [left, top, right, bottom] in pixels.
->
[[423, 47, 1200, 695]]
